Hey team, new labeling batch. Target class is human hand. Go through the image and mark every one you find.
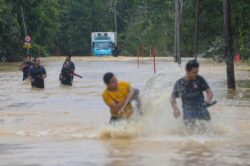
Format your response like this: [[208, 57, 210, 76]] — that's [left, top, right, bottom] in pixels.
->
[[128, 89, 135, 99], [202, 100, 217, 107], [118, 109, 125, 116], [204, 99, 212, 104], [41, 75, 46, 79], [173, 107, 181, 118]]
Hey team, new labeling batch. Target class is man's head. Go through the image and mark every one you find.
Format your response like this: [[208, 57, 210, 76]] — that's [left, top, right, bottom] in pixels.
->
[[66, 55, 71, 61], [26, 55, 32, 62], [64, 60, 70, 68], [103, 72, 118, 90], [186, 59, 199, 80], [33, 57, 40, 66]]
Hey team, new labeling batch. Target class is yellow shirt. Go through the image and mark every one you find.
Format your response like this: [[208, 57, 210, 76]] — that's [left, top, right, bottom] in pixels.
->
[[102, 81, 133, 118]]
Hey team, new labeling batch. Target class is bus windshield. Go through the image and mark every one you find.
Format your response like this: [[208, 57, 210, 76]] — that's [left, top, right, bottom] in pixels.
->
[[94, 42, 112, 50]]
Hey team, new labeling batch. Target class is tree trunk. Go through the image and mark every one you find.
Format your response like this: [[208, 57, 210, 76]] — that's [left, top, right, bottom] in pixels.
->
[[223, 0, 236, 89], [174, 0, 181, 64], [194, 0, 200, 59], [114, 9, 117, 32], [91, 0, 97, 31]]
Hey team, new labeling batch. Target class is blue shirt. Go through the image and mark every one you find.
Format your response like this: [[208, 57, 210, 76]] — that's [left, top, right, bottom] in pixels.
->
[[62, 61, 75, 71], [29, 65, 46, 80], [172, 75, 210, 112]]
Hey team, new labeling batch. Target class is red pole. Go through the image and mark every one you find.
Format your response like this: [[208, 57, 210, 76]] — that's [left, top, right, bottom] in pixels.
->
[[142, 45, 144, 61], [153, 48, 156, 74], [149, 48, 152, 60], [137, 47, 140, 68]]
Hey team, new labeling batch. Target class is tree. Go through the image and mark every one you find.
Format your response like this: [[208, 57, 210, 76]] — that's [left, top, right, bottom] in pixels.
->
[[0, 0, 250, 60], [105, 0, 118, 32], [57, 0, 113, 55], [0, 0, 22, 61], [223, 0, 236, 89]]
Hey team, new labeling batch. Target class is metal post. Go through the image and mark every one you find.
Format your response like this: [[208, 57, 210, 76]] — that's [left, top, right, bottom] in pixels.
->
[[20, 5, 29, 55], [20, 5, 27, 36], [174, 0, 181, 64], [137, 47, 140, 68], [223, 0, 236, 89], [194, 0, 200, 59], [114, 9, 117, 32], [153, 48, 156, 74], [142, 45, 144, 61]]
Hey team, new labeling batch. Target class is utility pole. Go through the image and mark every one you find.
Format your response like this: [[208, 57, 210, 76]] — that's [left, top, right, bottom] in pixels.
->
[[91, 0, 97, 31], [194, 0, 200, 59], [113, 0, 118, 33], [174, 0, 182, 64], [114, 8, 117, 32], [20, 5, 30, 55], [20, 5, 27, 36], [223, 0, 236, 89]]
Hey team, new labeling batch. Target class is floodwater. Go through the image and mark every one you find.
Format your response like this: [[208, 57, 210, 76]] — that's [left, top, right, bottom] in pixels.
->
[[0, 57, 250, 166]]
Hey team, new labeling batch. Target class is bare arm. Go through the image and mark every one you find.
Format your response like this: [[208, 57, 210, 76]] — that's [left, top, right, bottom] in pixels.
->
[[170, 97, 181, 118], [116, 88, 135, 114], [131, 89, 142, 110], [28, 76, 33, 82], [41, 74, 47, 79], [106, 88, 137, 115], [108, 99, 128, 115], [41, 68, 47, 79], [134, 94, 142, 110], [19, 63, 27, 70], [205, 88, 213, 103], [73, 72, 82, 78], [119, 88, 143, 114], [170, 97, 178, 110]]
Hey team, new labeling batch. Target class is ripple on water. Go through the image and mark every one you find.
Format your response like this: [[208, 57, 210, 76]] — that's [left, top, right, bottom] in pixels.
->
[[7, 103, 28, 108]]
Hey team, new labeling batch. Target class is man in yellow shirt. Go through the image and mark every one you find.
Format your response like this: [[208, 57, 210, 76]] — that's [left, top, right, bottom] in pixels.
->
[[102, 72, 142, 123]]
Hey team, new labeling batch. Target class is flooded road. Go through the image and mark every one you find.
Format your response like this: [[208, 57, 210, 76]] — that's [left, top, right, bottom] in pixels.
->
[[0, 57, 250, 166]]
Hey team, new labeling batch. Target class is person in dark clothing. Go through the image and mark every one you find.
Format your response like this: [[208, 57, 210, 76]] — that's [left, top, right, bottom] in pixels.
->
[[29, 57, 47, 89], [59, 56, 82, 86], [60, 61, 73, 86], [19, 55, 33, 81], [170, 60, 214, 125], [64, 55, 75, 71], [112, 44, 119, 57]]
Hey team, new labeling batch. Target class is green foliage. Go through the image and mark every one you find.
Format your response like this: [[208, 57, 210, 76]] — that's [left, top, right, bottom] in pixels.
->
[[232, 0, 250, 60], [0, 0, 22, 59], [18, 0, 60, 56], [0, 0, 59, 60], [57, 0, 113, 55], [0, 0, 250, 60]]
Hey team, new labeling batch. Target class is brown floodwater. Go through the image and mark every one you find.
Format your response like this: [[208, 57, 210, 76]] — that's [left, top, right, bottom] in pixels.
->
[[0, 57, 249, 166]]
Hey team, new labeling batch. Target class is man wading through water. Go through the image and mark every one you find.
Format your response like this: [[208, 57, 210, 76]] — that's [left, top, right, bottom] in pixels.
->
[[19, 55, 33, 81], [170, 60, 215, 128], [59, 56, 82, 86], [102, 73, 142, 124], [29, 57, 47, 89]]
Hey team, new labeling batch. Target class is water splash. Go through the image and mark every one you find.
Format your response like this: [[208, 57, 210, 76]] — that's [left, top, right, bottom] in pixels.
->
[[93, 70, 234, 139]]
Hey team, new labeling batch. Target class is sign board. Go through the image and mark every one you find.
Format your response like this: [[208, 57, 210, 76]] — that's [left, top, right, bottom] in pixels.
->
[[25, 35, 31, 42], [23, 42, 32, 49]]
